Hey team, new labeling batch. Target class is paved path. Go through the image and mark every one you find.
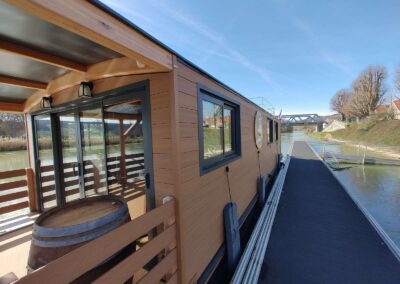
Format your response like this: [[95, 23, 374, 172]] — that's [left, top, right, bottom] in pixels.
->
[[259, 141, 400, 284]]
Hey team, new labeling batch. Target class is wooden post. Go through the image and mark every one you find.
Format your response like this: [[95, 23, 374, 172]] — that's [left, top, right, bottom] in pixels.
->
[[26, 167, 37, 212], [92, 161, 101, 194], [119, 118, 127, 184]]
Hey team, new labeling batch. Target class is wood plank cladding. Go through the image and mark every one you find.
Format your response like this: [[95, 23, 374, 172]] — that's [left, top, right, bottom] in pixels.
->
[[175, 61, 280, 283]]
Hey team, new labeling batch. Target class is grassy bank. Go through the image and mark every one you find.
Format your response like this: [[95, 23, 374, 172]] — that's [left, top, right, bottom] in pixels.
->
[[311, 120, 400, 146]]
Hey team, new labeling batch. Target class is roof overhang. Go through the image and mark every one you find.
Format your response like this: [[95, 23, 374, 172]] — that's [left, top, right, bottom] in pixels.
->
[[0, 0, 173, 113]]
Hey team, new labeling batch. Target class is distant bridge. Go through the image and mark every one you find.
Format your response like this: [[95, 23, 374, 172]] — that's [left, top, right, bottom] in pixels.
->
[[280, 114, 326, 131]]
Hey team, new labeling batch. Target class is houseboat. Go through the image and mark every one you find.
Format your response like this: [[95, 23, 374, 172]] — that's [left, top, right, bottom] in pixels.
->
[[0, 1, 281, 283]]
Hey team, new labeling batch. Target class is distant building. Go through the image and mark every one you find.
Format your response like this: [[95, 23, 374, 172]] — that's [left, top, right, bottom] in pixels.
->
[[390, 99, 400, 120], [375, 104, 389, 114]]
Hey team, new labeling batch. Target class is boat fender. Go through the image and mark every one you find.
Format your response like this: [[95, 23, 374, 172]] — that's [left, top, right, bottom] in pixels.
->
[[258, 175, 267, 206], [223, 202, 241, 274]]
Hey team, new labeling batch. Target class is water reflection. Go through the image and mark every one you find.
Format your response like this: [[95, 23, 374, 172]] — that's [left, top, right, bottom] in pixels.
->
[[282, 131, 400, 249]]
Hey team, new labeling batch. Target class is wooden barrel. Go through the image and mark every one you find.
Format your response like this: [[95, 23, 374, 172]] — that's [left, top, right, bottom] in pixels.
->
[[28, 195, 132, 282]]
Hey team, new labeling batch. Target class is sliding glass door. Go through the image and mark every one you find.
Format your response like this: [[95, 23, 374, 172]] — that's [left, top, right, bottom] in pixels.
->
[[58, 111, 82, 203], [79, 107, 108, 198], [56, 106, 108, 204], [32, 82, 153, 213]]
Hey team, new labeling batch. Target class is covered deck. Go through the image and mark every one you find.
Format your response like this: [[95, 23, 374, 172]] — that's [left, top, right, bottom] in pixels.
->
[[0, 0, 177, 282]]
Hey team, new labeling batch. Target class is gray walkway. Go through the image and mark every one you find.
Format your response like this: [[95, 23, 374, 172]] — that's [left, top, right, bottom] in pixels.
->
[[259, 141, 400, 284]]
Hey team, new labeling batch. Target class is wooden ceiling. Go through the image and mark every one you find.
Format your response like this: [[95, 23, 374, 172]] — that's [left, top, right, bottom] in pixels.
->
[[0, 0, 173, 113]]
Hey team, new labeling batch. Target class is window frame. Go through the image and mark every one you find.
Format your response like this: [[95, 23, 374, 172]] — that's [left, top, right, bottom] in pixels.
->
[[268, 119, 274, 143], [275, 121, 279, 142], [197, 84, 241, 175]]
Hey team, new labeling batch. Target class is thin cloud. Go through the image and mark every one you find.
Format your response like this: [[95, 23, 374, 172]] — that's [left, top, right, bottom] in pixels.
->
[[102, 0, 285, 95], [291, 16, 355, 77], [153, 1, 285, 94]]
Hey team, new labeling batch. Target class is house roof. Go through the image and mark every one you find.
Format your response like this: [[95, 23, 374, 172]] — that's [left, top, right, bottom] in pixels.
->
[[375, 104, 389, 113], [393, 99, 400, 110]]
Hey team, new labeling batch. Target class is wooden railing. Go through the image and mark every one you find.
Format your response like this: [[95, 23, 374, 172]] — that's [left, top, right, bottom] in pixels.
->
[[38, 152, 145, 205], [107, 152, 145, 186], [16, 198, 178, 284], [0, 152, 146, 216], [0, 168, 35, 215]]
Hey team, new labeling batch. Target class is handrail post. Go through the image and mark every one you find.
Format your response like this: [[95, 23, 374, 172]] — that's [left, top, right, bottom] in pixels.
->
[[26, 167, 37, 212]]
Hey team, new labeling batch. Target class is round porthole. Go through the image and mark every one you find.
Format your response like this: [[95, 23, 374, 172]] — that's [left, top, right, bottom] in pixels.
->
[[254, 111, 263, 149]]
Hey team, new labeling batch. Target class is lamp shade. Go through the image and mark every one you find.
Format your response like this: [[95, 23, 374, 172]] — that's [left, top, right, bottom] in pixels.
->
[[41, 96, 52, 109], [78, 82, 93, 98]]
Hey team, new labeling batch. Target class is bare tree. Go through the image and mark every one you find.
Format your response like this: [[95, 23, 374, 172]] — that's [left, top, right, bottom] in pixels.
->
[[349, 66, 387, 118], [330, 89, 352, 120]]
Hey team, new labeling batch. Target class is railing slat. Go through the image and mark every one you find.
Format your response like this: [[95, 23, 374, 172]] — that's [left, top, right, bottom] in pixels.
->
[[0, 168, 26, 179], [39, 164, 54, 173], [17, 200, 175, 284], [0, 201, 29, 214], [40, 175, 55, 183], [41, 184, 55, 193], [94, 225, 176, 284], [0, 179, 27, 191], [0, 190, 28, 203], [137, 249, 177, 284]]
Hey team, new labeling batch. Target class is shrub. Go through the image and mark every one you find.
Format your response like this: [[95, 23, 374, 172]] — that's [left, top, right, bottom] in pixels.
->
[[357, 115, 378, 131], [0, 137, 27, 151]]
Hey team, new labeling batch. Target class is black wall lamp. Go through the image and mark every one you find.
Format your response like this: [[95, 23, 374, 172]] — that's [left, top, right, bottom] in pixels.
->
[[40, 96, 52, 109], [78, 81, 94, 98]]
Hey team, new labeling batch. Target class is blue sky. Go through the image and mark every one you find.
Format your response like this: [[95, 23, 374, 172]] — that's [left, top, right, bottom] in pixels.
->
[[101, 0, 400, 115]]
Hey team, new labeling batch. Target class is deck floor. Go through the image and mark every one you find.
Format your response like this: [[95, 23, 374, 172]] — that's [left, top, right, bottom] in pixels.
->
[[259, 141, 400, 284]]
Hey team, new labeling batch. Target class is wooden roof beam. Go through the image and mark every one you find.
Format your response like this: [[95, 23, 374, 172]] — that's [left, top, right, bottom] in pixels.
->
[[0, 101, 24, 113], [5, 0, 173, 72], [23, 57, 156, 112], [0, 75, 47, 90], [0, 39, 87, 72]]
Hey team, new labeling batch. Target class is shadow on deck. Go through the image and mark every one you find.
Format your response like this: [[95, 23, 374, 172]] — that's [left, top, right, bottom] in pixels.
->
[[259, 141, 400, 283]]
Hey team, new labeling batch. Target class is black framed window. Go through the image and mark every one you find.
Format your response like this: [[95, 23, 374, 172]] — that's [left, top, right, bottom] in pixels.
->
[[269, 119, 274, 143], [198, 85, 241, 174], [275, 121, 279, 141]]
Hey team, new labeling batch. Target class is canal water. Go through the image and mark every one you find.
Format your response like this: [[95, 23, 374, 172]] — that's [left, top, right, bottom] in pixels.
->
[[282, 131, 400, 250]]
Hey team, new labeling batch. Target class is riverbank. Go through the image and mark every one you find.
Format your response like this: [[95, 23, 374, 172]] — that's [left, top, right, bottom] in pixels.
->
[[310, 120, 400, 159], [311, 120, 400, 146]]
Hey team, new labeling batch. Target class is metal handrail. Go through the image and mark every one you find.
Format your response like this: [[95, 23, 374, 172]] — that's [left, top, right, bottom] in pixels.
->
[[231, 155, 291, 283]]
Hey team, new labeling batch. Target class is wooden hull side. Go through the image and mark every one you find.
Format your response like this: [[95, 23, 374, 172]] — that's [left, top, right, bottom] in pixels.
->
[[27, 65, 280, 282], [174, 60, 280, 282]]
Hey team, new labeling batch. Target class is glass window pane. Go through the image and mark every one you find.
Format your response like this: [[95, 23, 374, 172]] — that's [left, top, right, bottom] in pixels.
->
[[203, 100, 223, 159], [224, 108, 232, 153], [269, 119, 274, 143], [104, 100, 146, 220], [80, 107, 107, 197], [35, 115, 56, 210], [59, 112, 80, 203]]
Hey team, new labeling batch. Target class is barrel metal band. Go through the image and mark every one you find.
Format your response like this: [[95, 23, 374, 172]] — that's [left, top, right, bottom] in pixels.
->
[[33, 205, 128, 238], [31, 212, 129, 247]]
